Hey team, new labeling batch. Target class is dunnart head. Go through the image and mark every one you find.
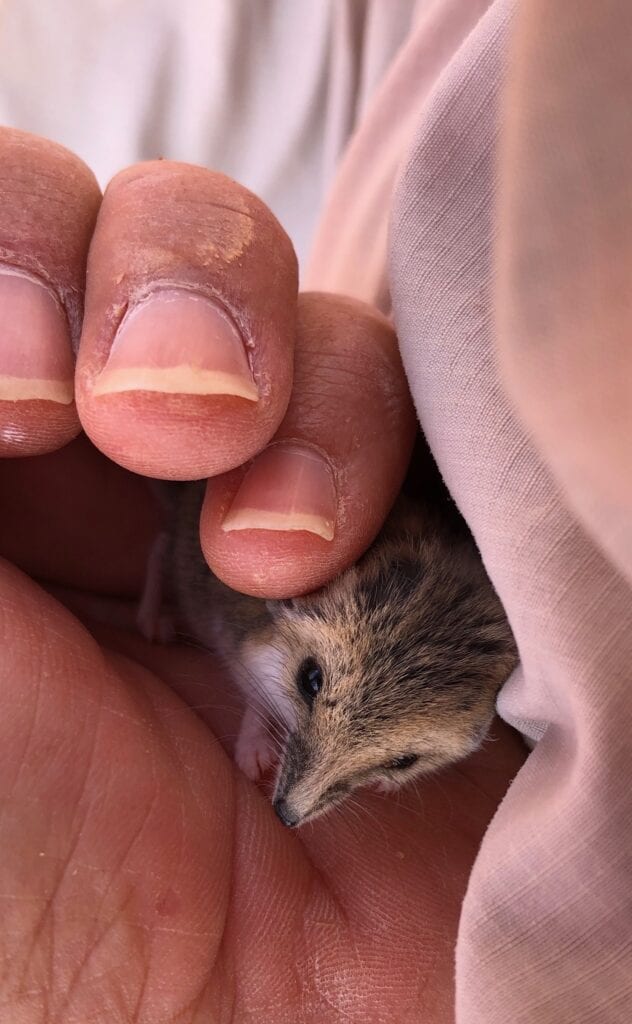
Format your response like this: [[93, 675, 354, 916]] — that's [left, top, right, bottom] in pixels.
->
[[265, 521, 517, 827]]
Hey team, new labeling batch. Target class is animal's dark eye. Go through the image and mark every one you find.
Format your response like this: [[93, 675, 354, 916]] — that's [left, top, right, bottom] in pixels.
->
[[297, 658, 323, 705], [384, 754, 419, 772]]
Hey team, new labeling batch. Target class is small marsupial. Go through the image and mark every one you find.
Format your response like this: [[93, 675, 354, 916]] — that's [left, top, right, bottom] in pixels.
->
[[148, 455, 517, 828]]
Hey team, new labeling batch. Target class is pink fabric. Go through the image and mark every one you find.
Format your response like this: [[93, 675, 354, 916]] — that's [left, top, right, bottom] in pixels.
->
[[306, 0, 492, 311], [311, 1, 632, 1020]]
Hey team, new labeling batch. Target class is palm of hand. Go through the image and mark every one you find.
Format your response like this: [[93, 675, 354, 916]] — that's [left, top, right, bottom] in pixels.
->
[[0, 441, 525, 1024]]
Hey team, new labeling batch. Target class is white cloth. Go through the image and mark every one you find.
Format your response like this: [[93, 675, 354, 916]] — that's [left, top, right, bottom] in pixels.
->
[[0, 0, 422, 266]]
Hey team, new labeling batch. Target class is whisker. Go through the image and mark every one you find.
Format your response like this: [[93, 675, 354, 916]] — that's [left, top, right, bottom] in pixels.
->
[[330, 803, 364, 845], [347, 795, 389, 843], [367, 784, 429, 825]]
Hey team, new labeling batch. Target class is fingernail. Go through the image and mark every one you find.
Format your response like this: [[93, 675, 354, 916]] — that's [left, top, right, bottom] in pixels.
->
[[222, 443, 337, 541], [92, 289, 258, 400], [0, 267, 74, 404]]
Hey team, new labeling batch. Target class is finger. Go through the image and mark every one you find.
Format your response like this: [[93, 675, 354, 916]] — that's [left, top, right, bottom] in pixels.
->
[[200, 292, 417, 598], [76, 161, 298, 479], [0, 128, 101, 456], [496, 2, 632, 581]]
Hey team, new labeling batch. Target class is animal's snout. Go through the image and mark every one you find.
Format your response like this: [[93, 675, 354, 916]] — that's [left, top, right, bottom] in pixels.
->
[[273, 798, 300, 828]]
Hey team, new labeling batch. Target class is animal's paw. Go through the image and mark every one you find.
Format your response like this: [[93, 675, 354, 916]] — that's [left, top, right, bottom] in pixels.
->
[[137, 606, 176, 645], [137, 530, 176, 643], [235, 707, 275, 782]]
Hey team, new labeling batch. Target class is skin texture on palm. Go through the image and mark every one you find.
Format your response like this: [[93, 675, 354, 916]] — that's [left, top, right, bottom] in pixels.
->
[[0, 532, 525, 1024]]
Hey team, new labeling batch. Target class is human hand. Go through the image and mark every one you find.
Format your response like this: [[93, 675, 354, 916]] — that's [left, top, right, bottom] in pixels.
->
[[0, 128, 526, 1022]]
